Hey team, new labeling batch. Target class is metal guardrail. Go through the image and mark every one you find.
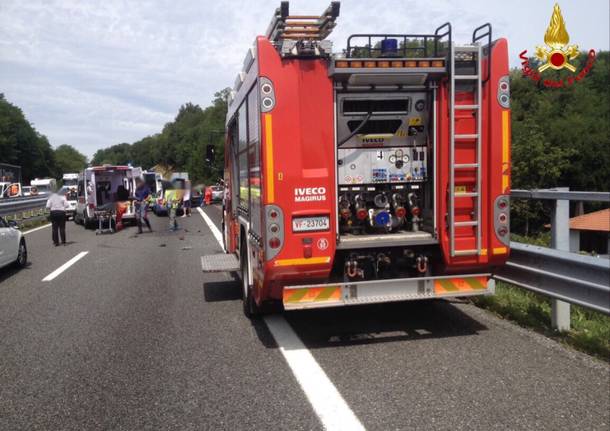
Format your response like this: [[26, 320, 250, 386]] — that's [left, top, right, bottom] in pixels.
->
[[511, 189, 610, 202], [496, 242, 610, 315], [498, 188, 610, 330], [0, 197, 48, 222]]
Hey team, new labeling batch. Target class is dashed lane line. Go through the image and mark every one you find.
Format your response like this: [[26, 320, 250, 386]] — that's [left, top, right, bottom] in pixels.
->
[[42, 251, 89, 282], [197, 205, 366, 431]]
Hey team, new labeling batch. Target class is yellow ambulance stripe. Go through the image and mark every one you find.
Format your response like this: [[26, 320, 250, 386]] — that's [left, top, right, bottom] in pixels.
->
[[264, 113, 275, 203]]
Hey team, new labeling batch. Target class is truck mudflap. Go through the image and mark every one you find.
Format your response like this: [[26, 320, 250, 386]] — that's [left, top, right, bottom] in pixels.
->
[[282, 274, 493, 310]]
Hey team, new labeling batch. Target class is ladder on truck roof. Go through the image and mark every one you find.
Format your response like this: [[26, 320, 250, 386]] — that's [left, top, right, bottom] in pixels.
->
[[448, 24, 492, 257], [266, 1, 340, 42]]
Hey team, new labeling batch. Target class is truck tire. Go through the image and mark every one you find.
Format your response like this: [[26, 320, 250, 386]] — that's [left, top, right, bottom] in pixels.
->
[[84, 212, 95, 230], [241, 238, 259, 318]]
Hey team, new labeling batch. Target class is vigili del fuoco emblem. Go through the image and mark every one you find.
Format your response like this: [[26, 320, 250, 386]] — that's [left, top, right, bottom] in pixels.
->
[[519, 3, 596, 87]]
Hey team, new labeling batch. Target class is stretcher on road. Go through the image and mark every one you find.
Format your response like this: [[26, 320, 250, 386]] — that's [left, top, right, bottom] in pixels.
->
[[94, 203, 116, 235]]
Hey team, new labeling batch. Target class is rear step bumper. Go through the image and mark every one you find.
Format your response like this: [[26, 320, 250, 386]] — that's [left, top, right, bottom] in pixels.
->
[[283, 274, 493, 310], [201, 253, 240, 272]]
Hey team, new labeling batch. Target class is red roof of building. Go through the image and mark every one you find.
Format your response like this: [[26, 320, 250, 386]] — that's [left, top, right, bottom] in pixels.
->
[[569, 208, 610, 232]]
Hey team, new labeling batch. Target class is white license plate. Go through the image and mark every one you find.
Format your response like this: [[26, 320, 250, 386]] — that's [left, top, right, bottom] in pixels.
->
[[292, 216, 330, 232]]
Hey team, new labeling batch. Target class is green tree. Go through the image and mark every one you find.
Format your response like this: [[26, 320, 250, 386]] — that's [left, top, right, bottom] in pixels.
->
[[54, 144, 87, 176], [91, 89, 229, 184], [0, 93, 57, 182]]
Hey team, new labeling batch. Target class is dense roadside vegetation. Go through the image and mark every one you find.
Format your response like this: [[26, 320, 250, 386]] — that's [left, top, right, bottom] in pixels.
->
[[91, 90, 229, 184], [0, 94, 87, 182], [473, 283, 610, 362]]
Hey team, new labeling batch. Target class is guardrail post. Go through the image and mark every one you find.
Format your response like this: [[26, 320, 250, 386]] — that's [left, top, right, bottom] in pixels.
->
[[550, 187, 570, 331]]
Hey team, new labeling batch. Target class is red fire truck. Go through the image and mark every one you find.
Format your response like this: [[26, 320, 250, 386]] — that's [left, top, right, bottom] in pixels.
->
[[202, 1, 511, 316]]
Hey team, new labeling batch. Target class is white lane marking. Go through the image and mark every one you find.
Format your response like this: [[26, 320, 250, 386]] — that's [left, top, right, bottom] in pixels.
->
[[265, 315, 366, 431], [197, 207, 223, 245], [24, 223, 51, 235], [42, 251, 89, 282], [197, 206, 365, 430]]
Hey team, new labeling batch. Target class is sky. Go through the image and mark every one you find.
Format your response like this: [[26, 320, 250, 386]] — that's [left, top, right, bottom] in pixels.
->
[[0, 0, 608, 158]]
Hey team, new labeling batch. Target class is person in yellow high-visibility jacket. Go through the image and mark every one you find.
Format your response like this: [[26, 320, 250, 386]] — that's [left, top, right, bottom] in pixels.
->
[[164, 187, 183, 231]]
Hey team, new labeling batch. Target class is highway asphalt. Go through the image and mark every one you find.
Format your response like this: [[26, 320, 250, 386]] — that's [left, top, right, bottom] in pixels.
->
[[0, 205, 608, 430]]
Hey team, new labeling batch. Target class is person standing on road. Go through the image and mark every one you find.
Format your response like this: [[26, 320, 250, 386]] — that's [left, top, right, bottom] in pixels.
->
[[164, 187, 180, 231], [134, 178, 153, 234], [204, 186, 212, 206], [46, 191, 69, 246], [182, 180, 192, 218]]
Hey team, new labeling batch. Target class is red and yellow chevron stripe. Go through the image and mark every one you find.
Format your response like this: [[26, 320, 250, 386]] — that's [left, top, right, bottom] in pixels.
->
[[434, 276, 488, 294], [283, 286, 341, 306]]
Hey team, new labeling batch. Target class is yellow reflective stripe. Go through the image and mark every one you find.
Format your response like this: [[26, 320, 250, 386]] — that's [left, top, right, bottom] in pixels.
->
[[274, 256, 331, 267], [264, 114, 274, 203], [283, 286, 341, 304], [502, 110, 509, 192], [493, 246, 508, 255], [434, 276, 488, 294]]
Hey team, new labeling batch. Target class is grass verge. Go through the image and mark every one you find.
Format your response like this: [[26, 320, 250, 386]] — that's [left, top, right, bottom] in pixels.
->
[[472, 281, 610, 362], [20, 218, 50, 232]]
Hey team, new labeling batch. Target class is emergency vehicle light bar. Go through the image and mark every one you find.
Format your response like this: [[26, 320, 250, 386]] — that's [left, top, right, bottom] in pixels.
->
[[345, 23, 452, 59]]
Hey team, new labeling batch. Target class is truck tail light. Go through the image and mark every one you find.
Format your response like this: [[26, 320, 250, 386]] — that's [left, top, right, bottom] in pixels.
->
[[497, 75, 510, 108], [494, 195, 510, 246], [265, 205, 284, 260], [260, 77, 275, 113]]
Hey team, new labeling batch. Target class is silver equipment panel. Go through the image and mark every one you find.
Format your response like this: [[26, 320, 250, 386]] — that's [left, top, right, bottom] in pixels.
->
[[338, 146, 427, 185]]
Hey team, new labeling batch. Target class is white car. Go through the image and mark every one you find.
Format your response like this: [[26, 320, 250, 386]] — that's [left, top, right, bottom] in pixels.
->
[[0, 217, 27, 270]]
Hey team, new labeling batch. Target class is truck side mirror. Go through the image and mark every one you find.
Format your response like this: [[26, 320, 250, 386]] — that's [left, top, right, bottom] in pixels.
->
[[206, 145, 215, 164]]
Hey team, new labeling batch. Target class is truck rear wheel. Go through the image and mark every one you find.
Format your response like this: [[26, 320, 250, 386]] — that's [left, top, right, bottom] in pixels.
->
[[241, 239, 259, 318]]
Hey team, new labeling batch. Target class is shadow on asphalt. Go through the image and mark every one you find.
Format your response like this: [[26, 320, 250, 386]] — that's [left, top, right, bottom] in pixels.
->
[[201, 278, 488, 350], [0, 262, 32, 284], [282, 299, 488, 349], [203, 278, 242, 302]]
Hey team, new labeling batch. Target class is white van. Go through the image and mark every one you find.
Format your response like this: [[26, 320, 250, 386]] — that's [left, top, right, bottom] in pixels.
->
[[62, 173, 79, 187], [74, 165, 141, 228], [30, 178, 57, 196]]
